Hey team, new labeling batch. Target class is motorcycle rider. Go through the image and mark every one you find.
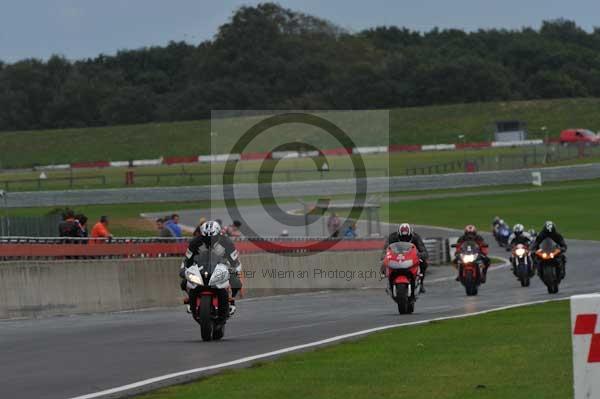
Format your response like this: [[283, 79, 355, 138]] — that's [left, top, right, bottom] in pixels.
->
[[491, 216, 501, 233], [531, 221, 567, 279], [508, 224, 532, 274], [509, 224, 532, 247], [455, 225, 491, 282], [528, 228, 537, 241], [381, 223, 429, 293], [179, 221, 243, 324]]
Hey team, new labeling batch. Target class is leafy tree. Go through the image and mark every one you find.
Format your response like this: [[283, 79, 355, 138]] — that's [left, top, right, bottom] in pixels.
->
[[0, 3, 599, 132]]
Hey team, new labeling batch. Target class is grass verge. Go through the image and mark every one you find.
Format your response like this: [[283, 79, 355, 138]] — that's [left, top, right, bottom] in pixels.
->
[[133, 301, 571, 399], [2, 98, 600, 169], [386, 178, 600, 241]]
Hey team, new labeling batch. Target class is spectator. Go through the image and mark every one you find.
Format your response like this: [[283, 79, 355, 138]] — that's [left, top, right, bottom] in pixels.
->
[[224, 220, 242, 237], [58, 209, 81, 239], [75, 214, 88, 238], [164, 213, 183, 238], [91, 216, 112, 243], [327, 212, 341, 238], [343, 221, 358, 239], [156, 218, 174, 238]]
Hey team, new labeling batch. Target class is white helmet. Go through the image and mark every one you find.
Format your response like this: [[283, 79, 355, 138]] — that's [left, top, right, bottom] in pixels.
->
[[200, 220, 221, 236], [398, 223, 412, 238], [513, 224, 524, 235]]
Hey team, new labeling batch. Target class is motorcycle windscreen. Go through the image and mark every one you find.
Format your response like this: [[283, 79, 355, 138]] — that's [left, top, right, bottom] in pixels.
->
[[387, 242, 414, 254], [460, 240, 481, 255], [539, 238, 559, 253]]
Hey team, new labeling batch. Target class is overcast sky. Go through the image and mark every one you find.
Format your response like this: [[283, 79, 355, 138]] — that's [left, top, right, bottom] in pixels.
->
[[1, 0, 598, 63]]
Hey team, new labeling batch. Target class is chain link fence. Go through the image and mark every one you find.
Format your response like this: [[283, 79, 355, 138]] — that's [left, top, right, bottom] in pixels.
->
[[0, 214, 63, 237]]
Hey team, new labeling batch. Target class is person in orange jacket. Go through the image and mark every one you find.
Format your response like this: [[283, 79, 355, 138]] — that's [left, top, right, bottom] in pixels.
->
[[90, 216, 112, 243]]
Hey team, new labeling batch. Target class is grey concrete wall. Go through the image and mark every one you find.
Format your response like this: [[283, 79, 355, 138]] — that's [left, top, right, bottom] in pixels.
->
[[5, 163, 599, 208], [0, 250, 381, 319]]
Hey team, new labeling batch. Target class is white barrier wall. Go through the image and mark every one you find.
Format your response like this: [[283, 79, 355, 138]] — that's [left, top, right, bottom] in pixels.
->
[[0, 250, 382, 319], [571, 294, 600, 399]]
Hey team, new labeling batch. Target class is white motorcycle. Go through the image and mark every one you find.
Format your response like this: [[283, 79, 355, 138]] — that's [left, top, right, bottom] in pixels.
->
[[185, 263, 230, 341]]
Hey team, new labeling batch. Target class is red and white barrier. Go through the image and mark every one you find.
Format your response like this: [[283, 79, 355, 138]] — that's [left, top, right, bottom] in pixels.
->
[[271, 151, 300, 159], [198, 153, 241, 163], [571, 294, 600, 399], [34, 164, 71, 171], [352, 146, 388, 154], [33, 138, 552, 171], [491, 139, 544, 148], [421, 144, 456, 151], [132, 158, 163, 167], [109, 161, 130, 168]]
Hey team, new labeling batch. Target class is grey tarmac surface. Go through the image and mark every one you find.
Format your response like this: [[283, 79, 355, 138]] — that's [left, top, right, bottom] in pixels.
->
[[1, 221, 598, 399]]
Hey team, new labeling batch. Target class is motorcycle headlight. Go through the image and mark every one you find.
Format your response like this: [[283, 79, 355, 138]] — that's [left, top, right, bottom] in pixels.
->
[[462, 254, 476, 263], [187, 274, 203, 285], [515, 248, 526, 257]]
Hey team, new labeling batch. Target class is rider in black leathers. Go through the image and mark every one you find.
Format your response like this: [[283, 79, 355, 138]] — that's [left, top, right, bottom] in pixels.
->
[[179, 221, 242, 326], [381, 223, 429, 293], [530, 221, 567, 278]]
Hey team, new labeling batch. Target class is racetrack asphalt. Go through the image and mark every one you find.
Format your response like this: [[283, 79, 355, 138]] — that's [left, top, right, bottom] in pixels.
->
[[1, 216, 598, 399]]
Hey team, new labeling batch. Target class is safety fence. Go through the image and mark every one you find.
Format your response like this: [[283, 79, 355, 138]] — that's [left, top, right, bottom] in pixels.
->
[[0, 236, 448, 264], [0, 214, 63, 237], [406, 143, 600, 175], [0, 167, 388, 192]]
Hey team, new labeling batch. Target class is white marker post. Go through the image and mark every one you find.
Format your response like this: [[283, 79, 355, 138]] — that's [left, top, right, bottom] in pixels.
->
[[531, 171, 542, 186], [571, 294, 600, 399]]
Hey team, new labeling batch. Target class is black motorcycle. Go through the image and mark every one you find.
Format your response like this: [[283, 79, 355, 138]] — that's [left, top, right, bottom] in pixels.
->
[[534, 238, 564, 294]]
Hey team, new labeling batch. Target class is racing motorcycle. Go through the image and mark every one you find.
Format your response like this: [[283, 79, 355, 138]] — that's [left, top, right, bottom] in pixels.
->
[[382, 242, 421, 314], [495, 224, 511, 249], [184, 262, 230, 341], [535, 238, 564, 294], [454, 240, 487, 296], [511, 243, 534, 287]]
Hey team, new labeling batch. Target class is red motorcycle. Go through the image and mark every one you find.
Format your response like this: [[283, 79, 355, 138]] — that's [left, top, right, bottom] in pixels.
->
[[382, 242, 421, 314], [454, 240, 488, 296]]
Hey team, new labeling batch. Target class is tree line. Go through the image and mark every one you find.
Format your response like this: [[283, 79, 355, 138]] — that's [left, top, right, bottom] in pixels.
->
[[1, 2, 600, 132]]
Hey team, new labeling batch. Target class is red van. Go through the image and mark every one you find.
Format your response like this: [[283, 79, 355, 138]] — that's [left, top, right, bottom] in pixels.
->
[[560, 129, 599, 144]]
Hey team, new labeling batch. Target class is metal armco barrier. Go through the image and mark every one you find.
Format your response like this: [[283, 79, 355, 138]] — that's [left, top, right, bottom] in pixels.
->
[[424, 238, 445, 265], [4, 163, 600, 208]]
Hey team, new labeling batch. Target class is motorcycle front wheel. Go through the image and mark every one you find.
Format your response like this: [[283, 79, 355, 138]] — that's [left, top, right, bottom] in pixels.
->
[[542, 265, 559, 294], [198, 296, 214, 341], [395, 284, 413, 314], [464, 271, 478, 296], [518, 264, 530, 287]]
